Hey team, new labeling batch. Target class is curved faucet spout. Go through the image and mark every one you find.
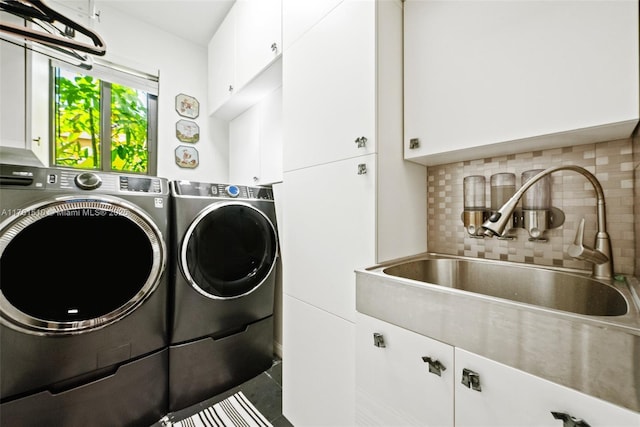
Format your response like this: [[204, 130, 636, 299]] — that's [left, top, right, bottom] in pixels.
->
[[480, 165, 613, 279]]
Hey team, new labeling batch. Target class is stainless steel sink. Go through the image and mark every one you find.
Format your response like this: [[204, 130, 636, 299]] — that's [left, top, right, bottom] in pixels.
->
[[382, 258, 627, 316], [356, 253, 640, 413]]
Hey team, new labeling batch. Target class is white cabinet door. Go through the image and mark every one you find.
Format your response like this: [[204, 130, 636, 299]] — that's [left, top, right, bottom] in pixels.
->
[[404, 0, 639, 164], [283, 0, 375, 172], [283, 295, 355, 426], [355, 313, 454, 427], [282, 155, 376, 322], [228, 87, 282, 185], [229, 105, 260, 185], [258, 87, 283, 184], [282, 0, 343, 50], [455, 348, 640, 427], [208, 8, 236, 115], [235, 0, 281, 90]]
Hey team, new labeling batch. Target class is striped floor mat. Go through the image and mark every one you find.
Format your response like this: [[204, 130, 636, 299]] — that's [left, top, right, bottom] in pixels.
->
[[173, 392, 273, 427]]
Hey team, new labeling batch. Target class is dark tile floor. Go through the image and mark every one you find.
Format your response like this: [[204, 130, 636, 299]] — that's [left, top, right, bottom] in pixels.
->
[[155, 359, 292, 426]]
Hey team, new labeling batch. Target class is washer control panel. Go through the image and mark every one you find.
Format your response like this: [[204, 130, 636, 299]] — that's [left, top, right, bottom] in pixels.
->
[[174, 181, 274, 200], [59, 171, 163, 193], [0, 164, 165, 194]]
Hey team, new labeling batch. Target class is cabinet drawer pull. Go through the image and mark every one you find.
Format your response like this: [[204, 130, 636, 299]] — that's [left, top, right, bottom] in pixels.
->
[[461, 368, 482, 391], [373, 333, 385, 348], [551, 411, 591, 427], [355, 136, 367, 148], [357, 164, 367, 175], [421, 356, 446, 376], [271, 42, 278, 52]]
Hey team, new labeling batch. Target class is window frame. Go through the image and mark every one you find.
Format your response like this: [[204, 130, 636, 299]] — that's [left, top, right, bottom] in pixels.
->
[[50, 60, 159, 176]]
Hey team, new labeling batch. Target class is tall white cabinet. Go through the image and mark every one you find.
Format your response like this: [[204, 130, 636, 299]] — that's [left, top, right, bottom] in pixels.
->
[[281, 1, 426, 425]]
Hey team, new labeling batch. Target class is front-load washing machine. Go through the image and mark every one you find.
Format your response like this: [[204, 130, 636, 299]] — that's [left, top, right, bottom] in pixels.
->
[[169, 180, 279, 411], [0, 164, 170, 426]]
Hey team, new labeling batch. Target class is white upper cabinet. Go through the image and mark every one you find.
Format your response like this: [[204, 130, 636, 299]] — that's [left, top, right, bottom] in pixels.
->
[[235, 0, 282, 90], [404, 0, 639, 165], [207, 7, 236, 115], [283, 0, 375, 171], [207, 0, 282, 119], [282, 0, 343, 50]]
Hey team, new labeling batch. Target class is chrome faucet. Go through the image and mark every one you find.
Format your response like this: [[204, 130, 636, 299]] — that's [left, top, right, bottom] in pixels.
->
[[481, 165, 613, 280]]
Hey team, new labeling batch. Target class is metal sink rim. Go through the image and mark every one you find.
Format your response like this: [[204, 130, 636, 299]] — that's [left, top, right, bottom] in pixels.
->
[[380, 255, 631, 317], [362, 252, 640, 334]]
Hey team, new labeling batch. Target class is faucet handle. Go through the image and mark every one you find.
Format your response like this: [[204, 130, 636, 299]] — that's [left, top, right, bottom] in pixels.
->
[[570, 217, 586, 248], [567, 218, 608, 264]]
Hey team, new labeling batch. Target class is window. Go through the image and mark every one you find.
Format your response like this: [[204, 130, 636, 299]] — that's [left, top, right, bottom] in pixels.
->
[[52, 61, 159, 175]]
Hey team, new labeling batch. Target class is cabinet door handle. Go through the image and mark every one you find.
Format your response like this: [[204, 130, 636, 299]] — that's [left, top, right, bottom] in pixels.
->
[[551, 411, 591, 427], [357, 164, 367, 175], [461, 368, 482, 391], [271, 42, 278, 52], [355, 136, 367, 148], [421, 356, 446, 376], [409, 138, 420, 149], [373, 333, 386, 348], [228, 85, 234, 92]]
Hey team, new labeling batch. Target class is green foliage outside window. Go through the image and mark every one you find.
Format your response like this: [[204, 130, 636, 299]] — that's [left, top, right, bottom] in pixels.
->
[[54, 71, 101, 169], [110, 83, 148, 172], [54, 68, 149, 173]]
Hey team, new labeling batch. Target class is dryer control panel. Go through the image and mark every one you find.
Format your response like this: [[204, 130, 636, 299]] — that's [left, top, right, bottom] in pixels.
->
[[173, 181, 274, 201]]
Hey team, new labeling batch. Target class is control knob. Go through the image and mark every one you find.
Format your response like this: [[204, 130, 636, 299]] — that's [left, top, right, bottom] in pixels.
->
[[75, 172, 102, 190], [225, 185, 240, 198]]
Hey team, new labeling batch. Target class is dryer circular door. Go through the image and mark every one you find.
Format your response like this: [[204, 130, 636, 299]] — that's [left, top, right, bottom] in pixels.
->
[[181, 202, 278, 300], [0, 195, 166, 336]]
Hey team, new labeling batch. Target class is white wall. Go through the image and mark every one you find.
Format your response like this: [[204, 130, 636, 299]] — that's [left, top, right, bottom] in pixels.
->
[[1, 2, 228, 182], [93, 2, 228, 182]]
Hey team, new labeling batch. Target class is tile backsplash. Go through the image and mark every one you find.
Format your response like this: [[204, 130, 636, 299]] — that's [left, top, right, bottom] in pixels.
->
[[634, 132, 640, 277], [427, 137, 636, 276]]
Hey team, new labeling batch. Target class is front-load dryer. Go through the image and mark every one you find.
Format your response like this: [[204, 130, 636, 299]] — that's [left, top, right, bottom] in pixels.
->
[[169, 180, 279, 411], [0, 164, 169, 426]]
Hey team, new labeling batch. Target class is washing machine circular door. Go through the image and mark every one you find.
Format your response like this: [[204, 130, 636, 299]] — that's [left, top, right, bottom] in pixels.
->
[[181, 201, 278, 300], [0, 195, 166, 336]]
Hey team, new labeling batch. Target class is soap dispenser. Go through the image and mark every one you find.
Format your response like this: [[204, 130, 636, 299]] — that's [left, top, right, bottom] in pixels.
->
[[490, 173, 516, 239], [521, 169, 551, 240], [463, 175, 487, 237]]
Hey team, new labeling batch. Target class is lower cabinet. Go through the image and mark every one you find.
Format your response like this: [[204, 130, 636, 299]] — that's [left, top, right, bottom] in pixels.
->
[[355, 312, 454, 426], [283, 295, 355, 426], [455, 348, 640, 427], [356, 313, 640, 427]]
